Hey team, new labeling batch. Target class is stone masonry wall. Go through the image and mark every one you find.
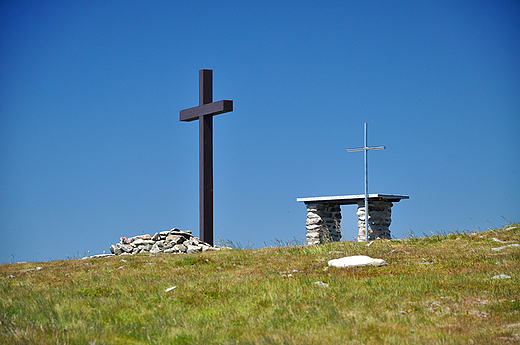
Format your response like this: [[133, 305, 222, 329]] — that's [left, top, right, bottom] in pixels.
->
[[356, 200, 393, 241], [305, 203, 342, 245]]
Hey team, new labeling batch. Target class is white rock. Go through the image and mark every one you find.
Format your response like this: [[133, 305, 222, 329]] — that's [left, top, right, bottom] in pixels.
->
[[492, 244, 520, 251], [328, 255, 387, 268], [132, 238, 145, 246], [165, 286, 177, 292], [150, 244, 161, 254], [491, 274, 511, 279], [186, 245, 202, 254], [314, 281, 329, 287], [82, 254, 115, 259]]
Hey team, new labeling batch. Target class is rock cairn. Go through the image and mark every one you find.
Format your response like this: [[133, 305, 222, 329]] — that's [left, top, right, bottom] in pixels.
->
[[109, 228, 219, 255]]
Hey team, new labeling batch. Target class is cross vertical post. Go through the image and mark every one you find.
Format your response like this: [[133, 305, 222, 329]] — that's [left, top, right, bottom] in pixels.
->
[[346, 123, 385, 241], [199, 70, 213, 246], [180, 69, 233, 245]]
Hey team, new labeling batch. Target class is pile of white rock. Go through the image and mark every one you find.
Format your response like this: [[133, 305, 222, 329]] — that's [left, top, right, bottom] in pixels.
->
[[109, 228, 219, 255]]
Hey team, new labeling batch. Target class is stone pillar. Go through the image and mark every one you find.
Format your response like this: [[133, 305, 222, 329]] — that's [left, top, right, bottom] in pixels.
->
[[356, 200, 393, 241], [305, 203, 342, 245]]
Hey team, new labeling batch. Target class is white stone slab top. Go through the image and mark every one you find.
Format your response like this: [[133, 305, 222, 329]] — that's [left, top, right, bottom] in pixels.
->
[[297, 194, 409, 205]]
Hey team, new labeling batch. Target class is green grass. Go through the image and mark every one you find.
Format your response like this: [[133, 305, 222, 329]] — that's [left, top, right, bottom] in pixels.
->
[[1, 224, 519, 344]]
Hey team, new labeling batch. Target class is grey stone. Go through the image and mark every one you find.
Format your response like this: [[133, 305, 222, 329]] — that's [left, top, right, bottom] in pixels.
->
[[138, 244, 151, 252], [170, 228, 191, 235], [307, 212, 321, 219], [174, 244, 187, 252], [306, 218, 323, 225], [120, 244, 133, 253], [166, 234, 185, 244], [306, 224, 326, 231], [132, 238, 145, 246], [306, 231, 320, 239], [186, 245, 201, 254], [185, 239, 201, 246], [150, 244, 161, 254]]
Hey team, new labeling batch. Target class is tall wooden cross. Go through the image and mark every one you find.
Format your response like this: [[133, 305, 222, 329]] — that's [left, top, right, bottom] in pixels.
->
[[179, 69, 233, 245], [346, 123, 385, 241]]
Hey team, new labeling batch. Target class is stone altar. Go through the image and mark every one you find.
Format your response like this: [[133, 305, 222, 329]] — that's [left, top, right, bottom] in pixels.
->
[[297, 194, 409, 244]]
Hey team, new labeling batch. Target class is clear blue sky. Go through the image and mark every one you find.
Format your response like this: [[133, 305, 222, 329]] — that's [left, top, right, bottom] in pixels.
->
[[1, 0, 519, 263]]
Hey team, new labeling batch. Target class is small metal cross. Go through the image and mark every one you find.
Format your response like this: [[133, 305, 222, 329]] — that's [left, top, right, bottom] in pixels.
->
[[346, 123, 385, 241]]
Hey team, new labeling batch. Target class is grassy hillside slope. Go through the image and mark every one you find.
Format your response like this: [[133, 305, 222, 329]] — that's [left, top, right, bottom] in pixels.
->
[[1, 224, 519, 344]]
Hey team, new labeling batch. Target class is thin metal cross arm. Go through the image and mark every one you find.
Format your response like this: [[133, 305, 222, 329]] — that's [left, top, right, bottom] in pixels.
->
[[346, 146, 385, 152]]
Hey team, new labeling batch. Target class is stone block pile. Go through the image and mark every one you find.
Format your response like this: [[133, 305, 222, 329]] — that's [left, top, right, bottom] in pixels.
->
[[356, 200, 392, 241], [109, 228, 219, 255]]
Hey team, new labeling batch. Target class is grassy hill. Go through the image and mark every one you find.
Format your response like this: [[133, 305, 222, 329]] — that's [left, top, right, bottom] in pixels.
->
[[1, 224, 519, 344]]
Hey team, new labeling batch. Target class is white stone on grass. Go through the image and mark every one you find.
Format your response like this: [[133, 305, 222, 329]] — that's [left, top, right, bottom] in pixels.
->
[[328, 255, 387, 268], [165, 286, 177, 292], [492, 244, 520, 251], [491, 275, 511, 279]]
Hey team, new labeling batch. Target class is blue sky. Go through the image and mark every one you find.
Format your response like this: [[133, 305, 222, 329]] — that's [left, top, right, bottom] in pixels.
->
[[1, 0, 519, 263]]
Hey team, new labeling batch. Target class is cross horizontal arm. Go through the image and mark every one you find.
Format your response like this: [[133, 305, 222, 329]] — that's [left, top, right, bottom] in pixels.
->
[[180, 100, 233, 122], [346, 145, 385, 152]]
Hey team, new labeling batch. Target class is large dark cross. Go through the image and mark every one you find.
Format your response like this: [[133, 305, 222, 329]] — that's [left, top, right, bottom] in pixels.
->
[[179, 69, 233, 245]]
